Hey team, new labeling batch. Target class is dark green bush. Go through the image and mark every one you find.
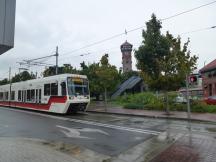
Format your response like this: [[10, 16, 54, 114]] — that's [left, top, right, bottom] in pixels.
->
[[115, 92, 162, 105], [115, 92, 216, 113], [190, 100, 216, 113], [170, 103, 186, 111], [206, 105, 216, 113]]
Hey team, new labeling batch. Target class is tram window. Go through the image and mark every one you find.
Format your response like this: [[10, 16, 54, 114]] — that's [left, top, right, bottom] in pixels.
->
[[61, 82, 66, 96], [5, 92, 8, 100], [18, 91, 21, 101], [44, 84, 51, 96], [31, 89, 35, 102], [10, 91, 15, 100], [0, 92, 3, 100], [27, 90, 31, 101], [51, 83, 58, 96]]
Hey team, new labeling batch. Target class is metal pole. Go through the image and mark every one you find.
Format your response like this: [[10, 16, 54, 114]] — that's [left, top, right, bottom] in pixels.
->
[[104, 88, 107, 112], [56, 46, 59, 75], [186, 74, 191, 120], [9, 67, 12, 107]]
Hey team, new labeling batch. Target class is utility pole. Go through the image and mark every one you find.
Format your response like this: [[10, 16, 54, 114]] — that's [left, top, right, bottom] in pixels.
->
[[55, 46, 59, 75], [9, 67, 11, 81], [9, 67, 11, 107], [104, 87, 107, 112], [186, 74, 191, 120]]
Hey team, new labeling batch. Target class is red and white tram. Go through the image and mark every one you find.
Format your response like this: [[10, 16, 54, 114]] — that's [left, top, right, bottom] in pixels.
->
[[0, 74, 90, 114]]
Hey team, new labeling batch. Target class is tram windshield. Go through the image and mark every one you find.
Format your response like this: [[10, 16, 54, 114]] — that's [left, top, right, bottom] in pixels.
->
[[67, 77, 89, 96]]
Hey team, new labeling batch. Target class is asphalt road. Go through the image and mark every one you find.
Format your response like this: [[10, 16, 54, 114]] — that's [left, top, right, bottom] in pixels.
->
[[0, 107, 161, 156], [0, 106, 216, 162]]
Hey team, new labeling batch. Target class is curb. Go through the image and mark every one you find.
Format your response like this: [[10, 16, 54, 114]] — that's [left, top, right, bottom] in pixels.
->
[[87, 110, 216, 124]]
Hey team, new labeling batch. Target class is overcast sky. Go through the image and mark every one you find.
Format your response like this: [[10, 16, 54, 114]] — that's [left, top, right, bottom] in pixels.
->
[[0, 0, 216, 78]]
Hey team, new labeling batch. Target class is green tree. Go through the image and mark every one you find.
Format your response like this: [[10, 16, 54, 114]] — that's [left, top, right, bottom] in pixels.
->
[[135, 14, 198, 113], [11, 71, 36, 83], [43, 66, 56, 77], [0, 78, 9, 85], [80, 61, 102, 100], [96, 54, 120, 103], [80, 55, 120, 101], [43, 64, 79, 77]]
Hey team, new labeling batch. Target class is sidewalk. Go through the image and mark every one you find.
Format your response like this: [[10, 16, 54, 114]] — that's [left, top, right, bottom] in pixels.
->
[[87, 102, 216, 123], [0, 138, 81, 162]]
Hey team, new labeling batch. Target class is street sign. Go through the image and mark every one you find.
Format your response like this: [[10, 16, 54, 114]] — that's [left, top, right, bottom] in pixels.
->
[[0, 0, 16, 55]]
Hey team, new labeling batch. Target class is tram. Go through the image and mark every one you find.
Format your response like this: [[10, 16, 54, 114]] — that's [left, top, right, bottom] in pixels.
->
[[0, 74, 90, 114]]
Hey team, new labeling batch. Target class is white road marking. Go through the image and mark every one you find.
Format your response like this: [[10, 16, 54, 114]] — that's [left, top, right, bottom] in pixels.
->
[[57, 125, 92, 139], [79, 128, 109, 136], [1, 107, 162, 135], [64, 118, 161, 135], [57, 125, 109, 139]]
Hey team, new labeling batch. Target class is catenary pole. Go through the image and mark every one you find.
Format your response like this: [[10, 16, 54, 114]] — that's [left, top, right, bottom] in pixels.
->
[[56, 46, 59, 75], [9, 67, 11, 107]]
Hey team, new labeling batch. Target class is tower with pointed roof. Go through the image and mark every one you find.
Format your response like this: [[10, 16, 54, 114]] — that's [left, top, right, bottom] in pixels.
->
[[120, 41, 133, 73]]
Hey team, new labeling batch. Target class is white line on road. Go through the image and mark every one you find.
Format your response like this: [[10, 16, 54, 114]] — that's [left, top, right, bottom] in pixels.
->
[[1, 107, 162, 135], [57, 125, 109, 139]]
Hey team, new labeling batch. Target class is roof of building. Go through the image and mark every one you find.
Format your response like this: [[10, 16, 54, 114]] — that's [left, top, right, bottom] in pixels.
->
[[199, 59, 216, 73], [120, 40, 133, 47], [111, 76, 142, 99]]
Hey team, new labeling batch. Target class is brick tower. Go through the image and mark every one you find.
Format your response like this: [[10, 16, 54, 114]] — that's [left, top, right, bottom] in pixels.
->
[[121, 40, 133, 73]]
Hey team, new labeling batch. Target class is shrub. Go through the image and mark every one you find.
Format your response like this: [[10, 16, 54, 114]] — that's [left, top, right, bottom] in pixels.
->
[[115, 92, 162, 105], [115, 92, 216, 113], [118, 92, 163, 110], [170, 103, 186, 111], [206, 105, 216, 113]]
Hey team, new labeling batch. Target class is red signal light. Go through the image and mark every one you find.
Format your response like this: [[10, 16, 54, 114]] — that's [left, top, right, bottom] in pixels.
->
[[189, 75, 197, 83]]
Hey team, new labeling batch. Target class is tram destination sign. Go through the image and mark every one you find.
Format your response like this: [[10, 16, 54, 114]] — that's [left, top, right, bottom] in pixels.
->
[[0, 0, 16, 55]]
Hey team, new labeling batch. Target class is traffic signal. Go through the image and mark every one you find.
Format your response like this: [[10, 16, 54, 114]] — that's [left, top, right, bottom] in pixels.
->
[[189, 75, 198, 84]]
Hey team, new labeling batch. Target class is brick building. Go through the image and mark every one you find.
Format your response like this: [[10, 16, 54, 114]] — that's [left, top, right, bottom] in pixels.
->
[[120, 41, 133, 73], [199, 59, 216, 97]]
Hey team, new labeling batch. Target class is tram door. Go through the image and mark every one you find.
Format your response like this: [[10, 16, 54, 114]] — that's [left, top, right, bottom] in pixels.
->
[[35, 89, 41, 104]]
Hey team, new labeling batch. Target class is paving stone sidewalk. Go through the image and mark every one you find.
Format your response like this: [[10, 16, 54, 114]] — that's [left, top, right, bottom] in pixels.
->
[[0, 138, 82, 162], [149, 134, 216, 162], [88, 103, 216, 122], [0, 137, 112, 162]]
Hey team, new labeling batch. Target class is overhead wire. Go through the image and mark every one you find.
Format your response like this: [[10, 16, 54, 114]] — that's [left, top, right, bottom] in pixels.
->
[[15, 0, 216, 68], [58, 0, 216, 57], [1, 0, 216, 78], [180, 25, 216, 35]]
